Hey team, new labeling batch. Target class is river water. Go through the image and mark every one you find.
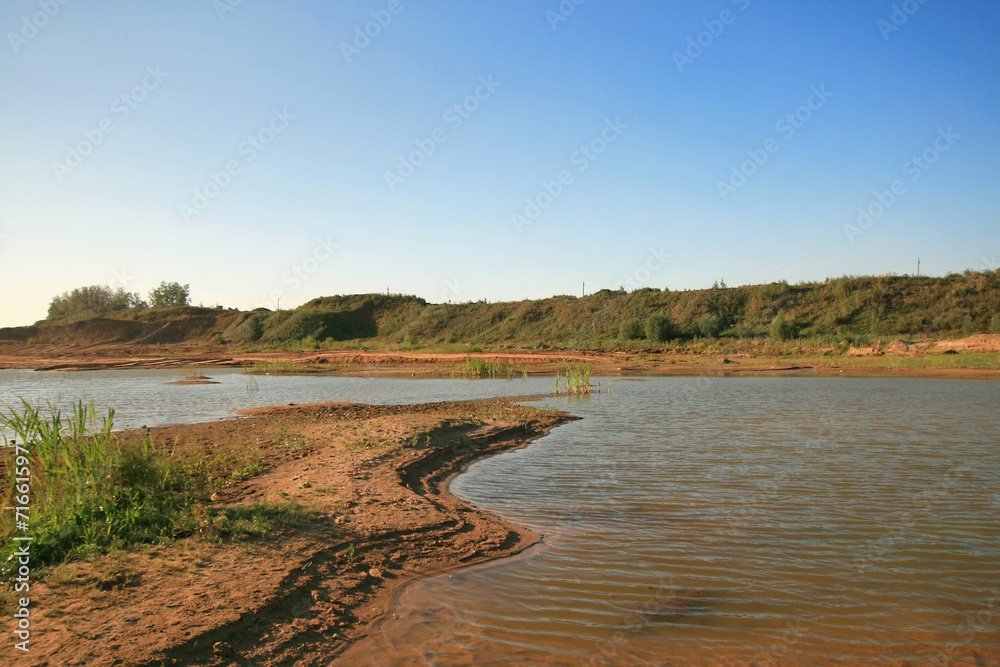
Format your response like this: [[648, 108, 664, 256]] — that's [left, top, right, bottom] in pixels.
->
[[359, 377, 1000, 666], [1, 371, 997, 664]]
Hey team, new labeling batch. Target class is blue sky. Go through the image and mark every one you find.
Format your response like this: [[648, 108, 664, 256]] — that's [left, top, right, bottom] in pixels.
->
[[1, 0, 998, 327]]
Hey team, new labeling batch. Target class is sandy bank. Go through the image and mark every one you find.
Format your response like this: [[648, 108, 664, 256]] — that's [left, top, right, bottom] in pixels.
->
[[16, 397, 576, 666]]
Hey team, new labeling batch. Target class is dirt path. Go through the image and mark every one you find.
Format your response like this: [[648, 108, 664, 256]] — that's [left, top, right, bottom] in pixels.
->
[[15, 398, 576, 666]]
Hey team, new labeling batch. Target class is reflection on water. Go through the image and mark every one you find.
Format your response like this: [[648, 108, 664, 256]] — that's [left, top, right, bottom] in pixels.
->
[[358, 377, 1000, 666]]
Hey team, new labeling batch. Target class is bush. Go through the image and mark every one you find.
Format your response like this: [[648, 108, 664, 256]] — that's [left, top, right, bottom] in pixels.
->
[[619, 318, 644, 340], [693, 313, 723, 338], [733, 320, 761, 339], [961, 315, 979, 337], [769, 312, 798, 341], [644, 313, 674, 343]]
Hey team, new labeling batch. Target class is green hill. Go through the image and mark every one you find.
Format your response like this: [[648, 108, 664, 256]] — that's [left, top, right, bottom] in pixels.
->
[[4, 270, 998, 349]]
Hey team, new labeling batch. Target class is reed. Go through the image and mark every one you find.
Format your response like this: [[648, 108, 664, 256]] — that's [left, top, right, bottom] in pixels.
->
[[451, 356, 516, 379], [554, 363, 599, 395], [241, 360, 312, 375]]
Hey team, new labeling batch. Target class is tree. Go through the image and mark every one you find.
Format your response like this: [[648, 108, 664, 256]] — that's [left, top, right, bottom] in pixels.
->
[[644, 313, 674, 343], [149, 282, 190, 307], [47, 285, 145, 320]]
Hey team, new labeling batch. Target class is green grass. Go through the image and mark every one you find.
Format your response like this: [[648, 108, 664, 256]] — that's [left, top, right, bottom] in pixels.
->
[[0, 400, 313, 574], [451, 356, 518, 379], [555, 363, 597, 394]]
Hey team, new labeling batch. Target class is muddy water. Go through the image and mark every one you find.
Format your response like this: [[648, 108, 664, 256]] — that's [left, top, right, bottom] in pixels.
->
[[357, 377, 1000, 666]]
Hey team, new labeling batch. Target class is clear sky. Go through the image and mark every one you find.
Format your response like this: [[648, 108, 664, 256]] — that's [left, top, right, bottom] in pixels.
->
[[1, 0, 998, 327]]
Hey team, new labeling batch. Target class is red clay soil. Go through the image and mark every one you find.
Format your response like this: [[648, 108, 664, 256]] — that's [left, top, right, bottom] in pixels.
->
[[11, 398, 576, 666]]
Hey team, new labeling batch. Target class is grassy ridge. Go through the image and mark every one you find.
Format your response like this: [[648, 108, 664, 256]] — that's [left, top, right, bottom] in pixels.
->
[[8, 270, 999, 349]]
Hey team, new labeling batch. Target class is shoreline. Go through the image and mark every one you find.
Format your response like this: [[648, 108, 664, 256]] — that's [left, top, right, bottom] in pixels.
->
[[1, 343, 999, 380], [15, 397, 577, 666]]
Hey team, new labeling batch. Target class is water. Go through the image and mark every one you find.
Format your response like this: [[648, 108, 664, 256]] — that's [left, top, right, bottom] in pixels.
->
[[0, 368, 553, 432], [358, 377, 1000, 666], [2, 371, 997, 664]]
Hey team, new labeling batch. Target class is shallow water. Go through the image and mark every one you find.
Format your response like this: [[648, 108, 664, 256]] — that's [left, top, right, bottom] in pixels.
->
[[360, 377, 1000, 666], [2, 371, 997, 664], [0, 368, 552, 433]]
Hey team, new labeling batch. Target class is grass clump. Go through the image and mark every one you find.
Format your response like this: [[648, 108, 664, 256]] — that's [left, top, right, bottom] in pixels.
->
[[451, 356, 517, 379], [555, 363, 598, 394]]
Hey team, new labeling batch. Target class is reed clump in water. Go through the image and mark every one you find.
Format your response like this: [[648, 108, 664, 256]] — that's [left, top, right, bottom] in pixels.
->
[[555, 363, 604, 394]]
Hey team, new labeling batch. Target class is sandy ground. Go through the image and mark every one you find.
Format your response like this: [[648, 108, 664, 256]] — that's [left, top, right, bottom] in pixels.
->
[[10, 398, 575, 666]]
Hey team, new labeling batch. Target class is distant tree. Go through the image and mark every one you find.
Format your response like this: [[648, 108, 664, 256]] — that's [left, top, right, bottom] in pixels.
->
[[47, 285, 145, 320], [644, 313, 674, 343], [619, 318, 644, 341], [769, 312, 797, 341], [694, 312, 723, 338], [149, 282, 190, 307]]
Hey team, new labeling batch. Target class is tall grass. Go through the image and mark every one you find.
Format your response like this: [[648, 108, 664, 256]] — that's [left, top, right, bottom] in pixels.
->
[[555, 363, 600, 394], [0, 399, 309, 573], [241, 360, 314, 375], [451, 357, 517, 379]]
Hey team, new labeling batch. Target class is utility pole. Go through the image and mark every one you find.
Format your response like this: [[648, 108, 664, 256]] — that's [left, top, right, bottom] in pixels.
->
[[917, 258, 920, 277], [582, 281, 585, 297]]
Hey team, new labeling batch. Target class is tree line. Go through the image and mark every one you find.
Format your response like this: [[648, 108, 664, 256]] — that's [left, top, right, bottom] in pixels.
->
[[47, 282, 190, 320]]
